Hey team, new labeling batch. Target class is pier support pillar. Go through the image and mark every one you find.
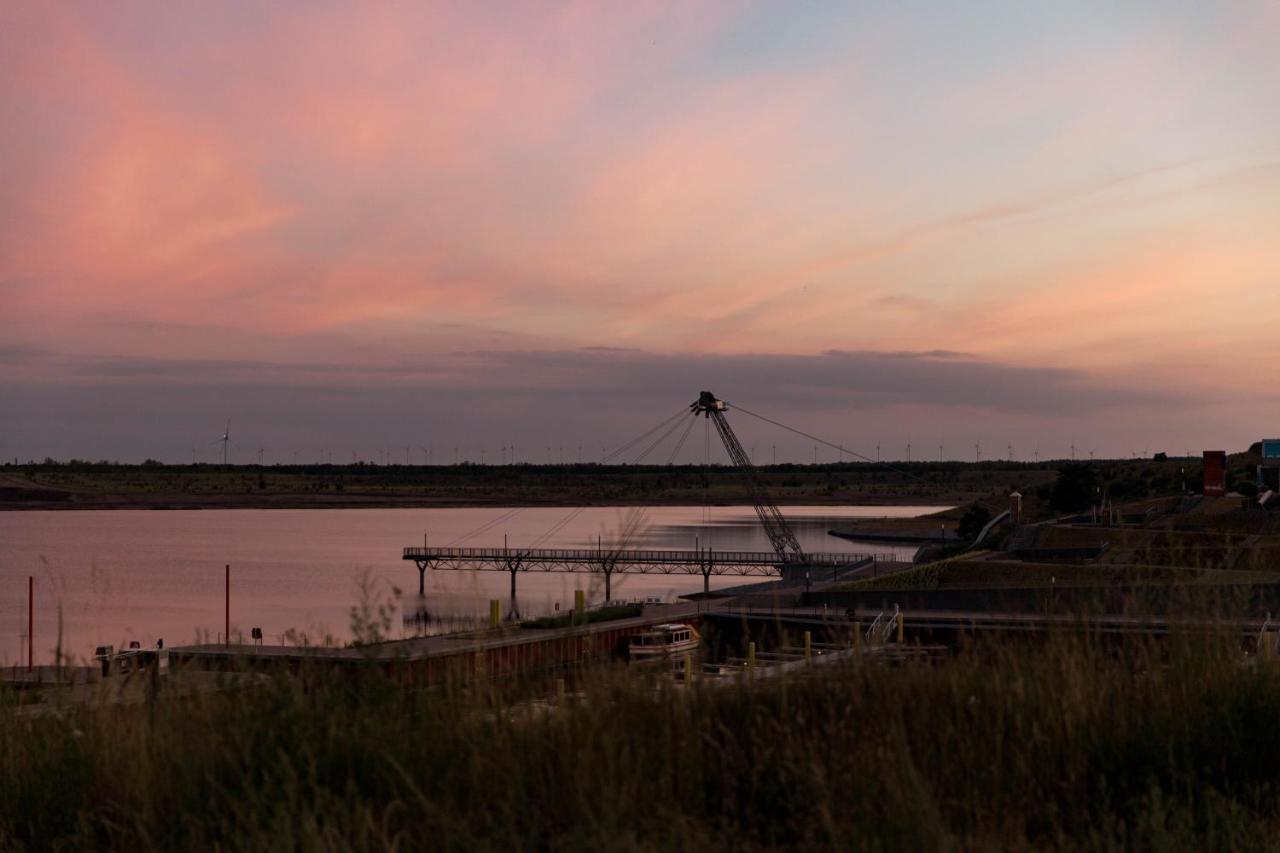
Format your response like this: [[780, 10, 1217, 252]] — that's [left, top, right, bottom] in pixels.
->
[[415, 560, 428, 597], [506, 561, 521, 620], [747, 641, 756, 669]]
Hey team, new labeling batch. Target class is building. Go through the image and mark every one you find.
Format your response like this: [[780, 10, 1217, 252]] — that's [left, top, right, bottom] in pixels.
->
[[1203, 450, 1227, 496], [1259, 439, 1280, 492]]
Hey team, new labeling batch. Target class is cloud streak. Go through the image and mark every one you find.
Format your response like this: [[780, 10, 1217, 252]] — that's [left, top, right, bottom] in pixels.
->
[[1, 3, 1278, 459]]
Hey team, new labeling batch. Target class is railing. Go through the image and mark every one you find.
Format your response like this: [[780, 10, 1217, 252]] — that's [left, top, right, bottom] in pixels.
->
[[403, 546, 872, 567]]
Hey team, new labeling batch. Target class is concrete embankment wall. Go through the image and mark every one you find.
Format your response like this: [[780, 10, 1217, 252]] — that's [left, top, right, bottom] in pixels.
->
[[172, 617, 706, 684], [808, 583, 1280, 616]]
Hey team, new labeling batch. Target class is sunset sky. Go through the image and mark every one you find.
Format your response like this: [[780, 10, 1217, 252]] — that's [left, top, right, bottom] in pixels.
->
[[2, 2, 1278, 463]]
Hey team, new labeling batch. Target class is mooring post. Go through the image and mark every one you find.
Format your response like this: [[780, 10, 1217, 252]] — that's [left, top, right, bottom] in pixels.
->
[[854, 621, 862, 651], [489, 599, 501, 629], [747, 641, 756, 669], [224, 564, 230, 647], [27, 575, 33, 673], [574, 589, 585, 624], [683, 653, 693, 683], [804, 630, 812, 663], [896, 605, 904, 645]]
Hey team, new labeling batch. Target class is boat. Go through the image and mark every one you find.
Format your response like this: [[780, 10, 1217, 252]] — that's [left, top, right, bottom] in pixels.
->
[[628, 623, 700, 663]]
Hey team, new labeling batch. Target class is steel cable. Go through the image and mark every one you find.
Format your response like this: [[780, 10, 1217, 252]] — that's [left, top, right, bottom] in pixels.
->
[[727, 401, 934, 486]]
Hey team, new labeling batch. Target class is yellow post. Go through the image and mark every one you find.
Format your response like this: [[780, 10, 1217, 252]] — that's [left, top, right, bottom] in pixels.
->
[[896, 609, 904, 644], [854, 621, 862, 651], [683, 653, 693, 683], [747, 641, 756, 669], [803, 630, 812, 663], [489, 599, 501, 629], [556, 678, 566, 704], [574, 589, 585, 624]]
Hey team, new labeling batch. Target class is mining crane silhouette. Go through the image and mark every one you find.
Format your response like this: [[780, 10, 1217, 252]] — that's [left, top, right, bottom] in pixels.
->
[[403, 391, 878, 606], [691, 390, 805, 564]]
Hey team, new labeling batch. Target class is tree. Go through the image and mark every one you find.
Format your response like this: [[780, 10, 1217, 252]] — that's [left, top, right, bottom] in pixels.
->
[[956, 503, 992, 542], [1049, 463, 1100, 513]]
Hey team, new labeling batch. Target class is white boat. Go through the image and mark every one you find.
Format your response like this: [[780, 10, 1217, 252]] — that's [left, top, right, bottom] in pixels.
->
[[628, 623, 700, 662]]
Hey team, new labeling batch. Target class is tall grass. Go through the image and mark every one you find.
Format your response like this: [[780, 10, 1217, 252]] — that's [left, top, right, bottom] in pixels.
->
[[5, 633, 1280, 850]]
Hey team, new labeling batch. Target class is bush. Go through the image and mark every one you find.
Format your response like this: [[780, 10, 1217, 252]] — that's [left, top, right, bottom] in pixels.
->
[[6, 636, 1280, 848], [955, 503, 991, 541], [1050, 463, 1100, 513]]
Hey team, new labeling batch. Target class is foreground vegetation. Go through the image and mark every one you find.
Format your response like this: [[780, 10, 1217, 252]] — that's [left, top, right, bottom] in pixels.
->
[[6, 634, 1280, 850]]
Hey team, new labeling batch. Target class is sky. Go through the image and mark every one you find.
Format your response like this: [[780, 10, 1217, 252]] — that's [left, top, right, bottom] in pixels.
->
[[2, 1, 1278, 465]]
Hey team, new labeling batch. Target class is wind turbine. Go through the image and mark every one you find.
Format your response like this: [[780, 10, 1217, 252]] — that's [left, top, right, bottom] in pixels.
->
[[216, 420, 230, 465]]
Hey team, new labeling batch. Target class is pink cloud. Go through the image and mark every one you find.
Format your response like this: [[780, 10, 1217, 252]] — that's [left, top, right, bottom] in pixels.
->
[[1, 0, 1277, 416]]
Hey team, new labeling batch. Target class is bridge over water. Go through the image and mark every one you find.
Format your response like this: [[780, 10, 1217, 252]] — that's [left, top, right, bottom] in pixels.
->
[[402, 545, 876, 601]]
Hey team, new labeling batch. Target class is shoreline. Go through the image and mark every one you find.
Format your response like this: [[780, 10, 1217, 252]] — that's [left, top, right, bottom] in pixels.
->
[[0, 495, 956, 512]]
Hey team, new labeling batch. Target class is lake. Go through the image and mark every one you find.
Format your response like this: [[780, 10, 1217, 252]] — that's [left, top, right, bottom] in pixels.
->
[[0, 504, 947, 664]]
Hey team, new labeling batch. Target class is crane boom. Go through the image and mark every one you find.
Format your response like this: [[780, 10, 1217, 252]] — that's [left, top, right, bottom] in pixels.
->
[[692, 391, 805, 562]]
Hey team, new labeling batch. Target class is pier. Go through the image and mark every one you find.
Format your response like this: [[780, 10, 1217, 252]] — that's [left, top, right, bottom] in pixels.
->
[[402, 544, 876, 599]]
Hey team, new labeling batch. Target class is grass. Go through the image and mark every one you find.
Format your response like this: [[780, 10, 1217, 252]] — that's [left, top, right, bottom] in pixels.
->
[[6, 633, 1280, 849], [835, 551, 990, 591]]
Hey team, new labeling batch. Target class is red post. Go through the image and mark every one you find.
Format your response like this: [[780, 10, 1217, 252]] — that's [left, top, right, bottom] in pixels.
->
[[225, 564, 230, 647], [28, 575, 33, 673]]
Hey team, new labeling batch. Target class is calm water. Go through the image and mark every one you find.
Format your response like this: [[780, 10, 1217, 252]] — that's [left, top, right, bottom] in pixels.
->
[[0, 505, 946, 664]]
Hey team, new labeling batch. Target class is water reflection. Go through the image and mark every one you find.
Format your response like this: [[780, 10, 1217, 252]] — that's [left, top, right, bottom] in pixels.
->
[[1, 504, 948, 661]]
